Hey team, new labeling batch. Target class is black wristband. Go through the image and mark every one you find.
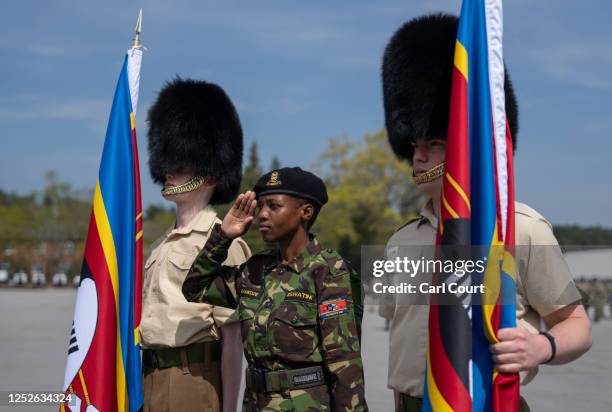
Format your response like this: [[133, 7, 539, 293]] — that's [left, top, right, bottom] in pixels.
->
[[539, 331, 556, 364]]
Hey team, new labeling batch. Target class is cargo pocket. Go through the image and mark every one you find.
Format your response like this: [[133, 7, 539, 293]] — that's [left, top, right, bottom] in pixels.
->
[[288, 385, 330, 411], [270, 302, 320, 362]]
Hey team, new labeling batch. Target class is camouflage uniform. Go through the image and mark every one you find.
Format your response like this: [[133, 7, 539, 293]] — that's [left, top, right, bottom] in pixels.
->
[[183, 224, 368, 412]]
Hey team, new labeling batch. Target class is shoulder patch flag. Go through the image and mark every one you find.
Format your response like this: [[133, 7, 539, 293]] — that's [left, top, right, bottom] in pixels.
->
[[319, 298, 350, 319]]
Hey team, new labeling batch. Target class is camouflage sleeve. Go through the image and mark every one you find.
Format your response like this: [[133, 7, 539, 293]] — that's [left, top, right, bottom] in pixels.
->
[[317, 256, 368, 411], [182, 223, 245, 309]]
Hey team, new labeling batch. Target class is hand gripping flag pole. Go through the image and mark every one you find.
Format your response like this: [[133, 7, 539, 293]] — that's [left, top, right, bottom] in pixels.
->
[[422, 1, 519, 411], [61, 9, 145, 412]]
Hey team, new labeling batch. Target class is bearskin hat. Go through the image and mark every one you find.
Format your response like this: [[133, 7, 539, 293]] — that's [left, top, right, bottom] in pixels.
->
[[382, 13, 519, 163], [147, 77, 243, 204]]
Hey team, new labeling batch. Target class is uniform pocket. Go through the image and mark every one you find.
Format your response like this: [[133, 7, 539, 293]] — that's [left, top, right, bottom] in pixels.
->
[[144, 256, 156, 271], [288, 385, 330, 411], [168, 250, 193, 269], [239, 297, 258, 320], [167, 250, 194, 284], [270, 301, 320, 362]]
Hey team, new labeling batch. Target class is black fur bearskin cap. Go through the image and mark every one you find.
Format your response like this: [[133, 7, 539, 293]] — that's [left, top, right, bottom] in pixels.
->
[[382, 13, 518, 163], [147, 77, 243, 204]]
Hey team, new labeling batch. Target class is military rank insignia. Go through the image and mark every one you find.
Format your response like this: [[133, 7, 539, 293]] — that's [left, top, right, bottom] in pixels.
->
[[319, 298, 350, 319]]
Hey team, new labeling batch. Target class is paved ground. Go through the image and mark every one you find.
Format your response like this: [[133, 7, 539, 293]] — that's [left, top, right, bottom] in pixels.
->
[[0, 289, 610, 411]]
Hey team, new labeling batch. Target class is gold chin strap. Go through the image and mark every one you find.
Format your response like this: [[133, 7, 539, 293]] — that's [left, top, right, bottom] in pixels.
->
[[161, 176, 207, 196], [412, 162, 445, 184]]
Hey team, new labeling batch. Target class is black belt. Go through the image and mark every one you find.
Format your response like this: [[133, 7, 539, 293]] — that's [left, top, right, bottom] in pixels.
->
[[245, 366, 325, 393], [142, 341, 221, 371], [398, 393, 422, 412]]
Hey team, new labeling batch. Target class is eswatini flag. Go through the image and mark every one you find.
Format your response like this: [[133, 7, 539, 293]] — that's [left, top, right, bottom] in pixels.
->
[[422, 0, 519, 411], [61, 47, 144, 412]]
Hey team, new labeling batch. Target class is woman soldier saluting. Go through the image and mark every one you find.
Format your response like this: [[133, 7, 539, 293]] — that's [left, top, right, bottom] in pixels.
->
[[182, 167, 368, 411]]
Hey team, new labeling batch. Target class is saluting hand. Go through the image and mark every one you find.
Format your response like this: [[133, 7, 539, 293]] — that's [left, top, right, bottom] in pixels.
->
[[220, 191, 258, 239]]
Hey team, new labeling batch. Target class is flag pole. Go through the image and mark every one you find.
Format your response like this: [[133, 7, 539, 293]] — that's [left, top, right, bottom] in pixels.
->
[[61, 9, 146, 411], [132, 9, 143, 49]]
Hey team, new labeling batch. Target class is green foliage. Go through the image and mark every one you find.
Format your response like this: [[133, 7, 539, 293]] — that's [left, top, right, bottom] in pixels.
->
[[242, 141, 263, 192], [237, 141, 268, 253], [5, 139, 611, 280], [269, 155, 281, 171], [145, 203, 171, 220], [553, 225, 612, 251], [312, 130, 424, 269], [0, 172, 91, 275], [142, 204, 175, 250]]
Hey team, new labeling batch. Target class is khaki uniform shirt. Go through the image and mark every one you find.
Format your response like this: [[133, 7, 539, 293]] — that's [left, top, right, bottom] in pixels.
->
[[140, 207, 251, 348], [384, 200, 581, 396]]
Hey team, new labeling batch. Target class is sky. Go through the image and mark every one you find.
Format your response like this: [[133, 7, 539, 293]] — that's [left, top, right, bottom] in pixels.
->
[[1, 0, 611, 227]]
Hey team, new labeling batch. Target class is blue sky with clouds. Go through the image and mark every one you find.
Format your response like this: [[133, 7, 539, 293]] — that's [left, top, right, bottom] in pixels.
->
[[1, 0, 611, 226]]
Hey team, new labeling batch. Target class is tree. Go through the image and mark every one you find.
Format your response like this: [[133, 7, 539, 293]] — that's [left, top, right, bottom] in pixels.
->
[[269, 155, 281, 171], [233, 141, 268, 252], [0, 171, 91, 278], [553, 225, 612, 252], [142, 204, 175, 250], [241, 141, 263, 192], [312, 130, 424, 269]]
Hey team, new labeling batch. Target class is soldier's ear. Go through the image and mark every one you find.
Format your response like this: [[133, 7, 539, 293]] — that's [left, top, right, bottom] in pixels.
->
[[300, 202, 314, 224]]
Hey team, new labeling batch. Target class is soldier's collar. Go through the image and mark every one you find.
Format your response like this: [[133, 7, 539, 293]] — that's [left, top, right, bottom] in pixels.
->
[[168, 206, 216, 237], [284, 233, 322, 273], [418, 199, 438, 228]]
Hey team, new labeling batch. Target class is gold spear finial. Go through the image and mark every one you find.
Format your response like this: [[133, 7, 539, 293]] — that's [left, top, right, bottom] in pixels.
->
[[132, 9, 143, 49]]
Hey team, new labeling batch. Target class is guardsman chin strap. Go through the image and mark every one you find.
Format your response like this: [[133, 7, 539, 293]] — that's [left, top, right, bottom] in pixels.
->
[[412, 162, 445, 185], [161, 176, 208, 196]]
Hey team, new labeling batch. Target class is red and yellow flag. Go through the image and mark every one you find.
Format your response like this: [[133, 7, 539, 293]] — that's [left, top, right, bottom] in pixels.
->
[[423, 0, 519, 410], [61, 46, 144, 412]]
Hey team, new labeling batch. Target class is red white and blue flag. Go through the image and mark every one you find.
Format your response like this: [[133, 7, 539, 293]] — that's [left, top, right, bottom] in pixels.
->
[[61, 46, 144, 412], [422, 0, 519, 411]]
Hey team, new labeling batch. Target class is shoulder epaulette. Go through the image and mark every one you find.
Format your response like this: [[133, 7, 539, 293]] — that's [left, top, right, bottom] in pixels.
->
[[320, 247, 352, 277], [321, 247, 338, 260], [394, 217, 421, 233]]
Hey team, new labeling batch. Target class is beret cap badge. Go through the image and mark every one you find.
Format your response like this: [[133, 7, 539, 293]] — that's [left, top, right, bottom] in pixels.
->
[[253, 167, 328, 207], [266, 171, 282, 187]]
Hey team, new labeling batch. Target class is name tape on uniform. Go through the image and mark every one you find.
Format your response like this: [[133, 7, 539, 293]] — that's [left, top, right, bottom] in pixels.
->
[[286, 290, 315, 303], [240, 286, 262, 299]]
